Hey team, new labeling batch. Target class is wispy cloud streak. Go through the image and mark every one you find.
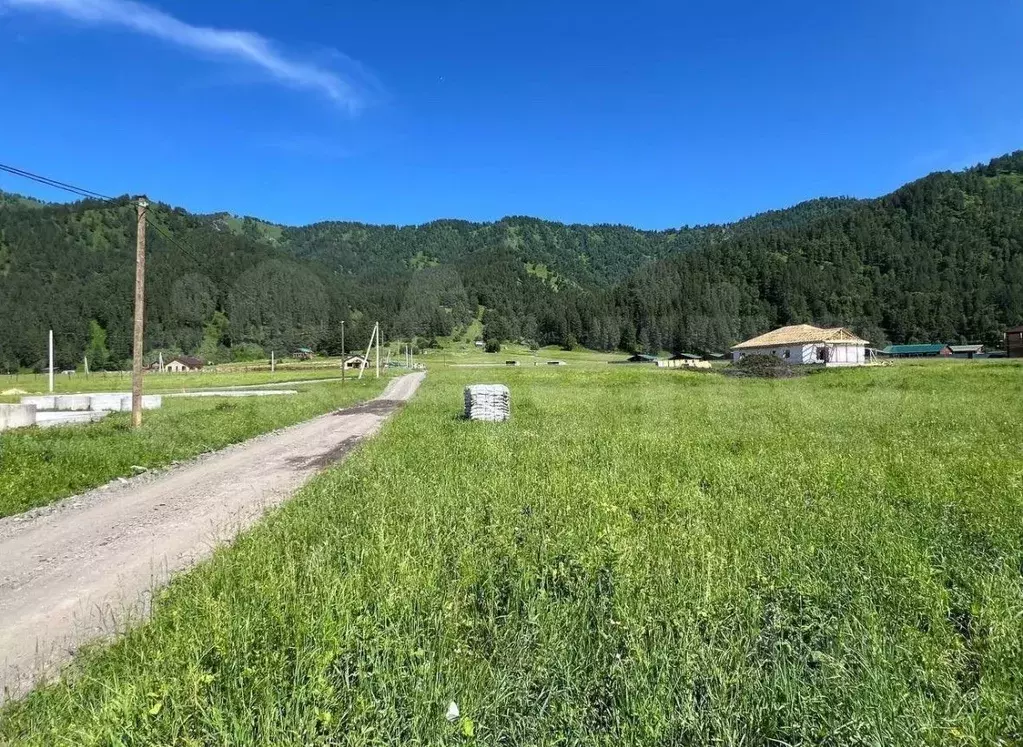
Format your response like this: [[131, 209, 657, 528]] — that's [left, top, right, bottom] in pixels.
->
[[4, 0, 366, 110]]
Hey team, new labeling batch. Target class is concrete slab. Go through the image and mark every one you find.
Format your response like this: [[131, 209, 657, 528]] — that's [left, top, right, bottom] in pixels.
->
[[87, 394, 162, 411], [35, 411, 111, 429], [88, 394, 131, 412], [53, 396, 92, 412], [0, 404, 37, 431], [21, 394, 163, 413], [20, 396, 56, 411]]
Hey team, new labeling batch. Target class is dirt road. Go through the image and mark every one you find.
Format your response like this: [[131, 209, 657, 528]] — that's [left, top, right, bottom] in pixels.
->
[[0, 372, 424, 699]]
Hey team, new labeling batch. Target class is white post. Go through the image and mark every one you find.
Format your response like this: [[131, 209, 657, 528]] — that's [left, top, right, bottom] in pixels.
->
[[271, 350, 275, 373], [375, 323, 380, 378], [159, 351, 164, 373], [84, 355, 89, 377], [48, 329, 54, 393]]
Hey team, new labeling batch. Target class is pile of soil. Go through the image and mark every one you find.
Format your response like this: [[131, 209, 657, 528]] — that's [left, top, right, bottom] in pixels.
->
[[724, 354, 808, 379]]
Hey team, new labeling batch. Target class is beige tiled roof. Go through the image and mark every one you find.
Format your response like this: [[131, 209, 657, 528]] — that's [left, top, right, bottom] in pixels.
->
[[731, 324, 867, 350]]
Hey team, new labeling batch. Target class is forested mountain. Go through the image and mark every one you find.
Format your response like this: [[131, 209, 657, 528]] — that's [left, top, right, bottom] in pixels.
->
[[0, 152, 1021, 370], [591, 153, 1023, 353]]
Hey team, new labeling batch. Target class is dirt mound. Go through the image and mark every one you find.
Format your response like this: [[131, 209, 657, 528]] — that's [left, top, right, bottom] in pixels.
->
[[724, 354, 807, 378]]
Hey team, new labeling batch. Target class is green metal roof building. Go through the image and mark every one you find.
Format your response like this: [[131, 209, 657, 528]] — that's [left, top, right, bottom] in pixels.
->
[[880, 344, 951, 357]]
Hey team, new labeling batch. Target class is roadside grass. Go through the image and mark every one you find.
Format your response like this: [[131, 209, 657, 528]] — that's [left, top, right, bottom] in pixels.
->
[[0, 377, 388, 518], [3, 363, 1023, 745]]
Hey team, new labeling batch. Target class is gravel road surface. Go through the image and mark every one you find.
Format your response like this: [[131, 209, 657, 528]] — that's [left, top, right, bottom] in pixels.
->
[[0, 372, 424, 699]]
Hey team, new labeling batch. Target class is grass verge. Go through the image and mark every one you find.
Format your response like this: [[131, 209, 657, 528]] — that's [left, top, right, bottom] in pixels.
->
[[2, 363, 1022, 744], [0, 377, 387, 518], [0, 367, 362, 395]]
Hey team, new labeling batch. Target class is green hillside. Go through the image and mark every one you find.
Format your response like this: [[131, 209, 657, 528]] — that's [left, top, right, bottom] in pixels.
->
[[0, 153, 1021, 371], [598, 152, 1023, 352]]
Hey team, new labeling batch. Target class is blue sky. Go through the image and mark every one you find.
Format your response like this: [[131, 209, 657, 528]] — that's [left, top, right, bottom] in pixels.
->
[[0, 0, 1020, 229]]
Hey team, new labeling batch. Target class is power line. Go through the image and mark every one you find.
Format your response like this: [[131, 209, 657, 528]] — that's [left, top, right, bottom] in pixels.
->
[[0, 159, 205, 266], [1, 160, 280, 318], [0, 162, 117, 202], [144, 212, 276, 312], [144, 214, 209, 269]]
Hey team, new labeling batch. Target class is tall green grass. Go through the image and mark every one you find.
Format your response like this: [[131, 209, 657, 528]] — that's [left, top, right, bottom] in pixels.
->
[[0, 378, 387, 518], [3, 364, 1022, 745]]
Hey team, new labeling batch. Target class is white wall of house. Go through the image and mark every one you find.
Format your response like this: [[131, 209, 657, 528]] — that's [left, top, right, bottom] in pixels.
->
[[731, 345, 807, 363], [165, 361, 194, 373], [732, 343, 865, 366]]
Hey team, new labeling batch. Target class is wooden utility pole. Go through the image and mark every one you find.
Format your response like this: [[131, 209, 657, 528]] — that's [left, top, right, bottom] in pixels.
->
[[131, 197, 148, 428]]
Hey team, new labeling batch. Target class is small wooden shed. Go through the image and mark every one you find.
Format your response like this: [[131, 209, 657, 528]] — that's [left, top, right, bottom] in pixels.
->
[[1006, 326, 1023, 358]]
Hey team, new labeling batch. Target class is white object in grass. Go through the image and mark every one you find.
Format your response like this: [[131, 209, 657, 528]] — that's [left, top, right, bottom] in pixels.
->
[[464, 384, 510, 422]]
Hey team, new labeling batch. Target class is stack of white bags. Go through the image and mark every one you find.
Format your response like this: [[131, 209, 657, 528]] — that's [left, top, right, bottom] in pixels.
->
[[464, 384, 511, 422]]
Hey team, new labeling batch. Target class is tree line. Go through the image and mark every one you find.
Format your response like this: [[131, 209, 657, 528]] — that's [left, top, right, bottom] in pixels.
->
[[1, 152, 1021, 371]]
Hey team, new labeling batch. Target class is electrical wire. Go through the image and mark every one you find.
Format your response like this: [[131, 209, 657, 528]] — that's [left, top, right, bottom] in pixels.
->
[[143, 214, 209, 269], [0, 162, 117, 202], [1, 161, 276, 311], [0, 160, 207, 266]]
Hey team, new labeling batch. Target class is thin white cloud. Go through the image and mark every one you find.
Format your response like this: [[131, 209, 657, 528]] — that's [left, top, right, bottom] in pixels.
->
[[3, 0, 367, 110]]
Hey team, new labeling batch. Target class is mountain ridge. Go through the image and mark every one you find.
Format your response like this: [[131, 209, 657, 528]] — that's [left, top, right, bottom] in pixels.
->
[[0, 153, 1020, 370]]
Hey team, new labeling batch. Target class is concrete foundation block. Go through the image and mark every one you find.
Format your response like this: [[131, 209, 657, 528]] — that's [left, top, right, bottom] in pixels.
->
[[111, 395, 162, 411], [0, 404, 37, 431], [54, 395, 92, 412], [21, 396, 56, 411], [89, 394, 131, 412]]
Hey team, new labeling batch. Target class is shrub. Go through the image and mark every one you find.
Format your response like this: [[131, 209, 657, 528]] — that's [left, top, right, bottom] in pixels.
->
[[230, 343, 266, 362], [484, 339, 501, 353], [725, 353, 807, 378]]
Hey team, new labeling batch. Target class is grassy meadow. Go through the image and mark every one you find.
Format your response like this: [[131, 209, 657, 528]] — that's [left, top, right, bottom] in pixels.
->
[[0, 376, 388, 518], [0, 365, 357, 397], [3, 362, 1023, 745]]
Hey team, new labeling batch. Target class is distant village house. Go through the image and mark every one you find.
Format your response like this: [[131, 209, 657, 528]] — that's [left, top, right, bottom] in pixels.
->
[[731, 324, 867, 366], [343, 355, 369, 370], [163, 356, 205, 373]]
